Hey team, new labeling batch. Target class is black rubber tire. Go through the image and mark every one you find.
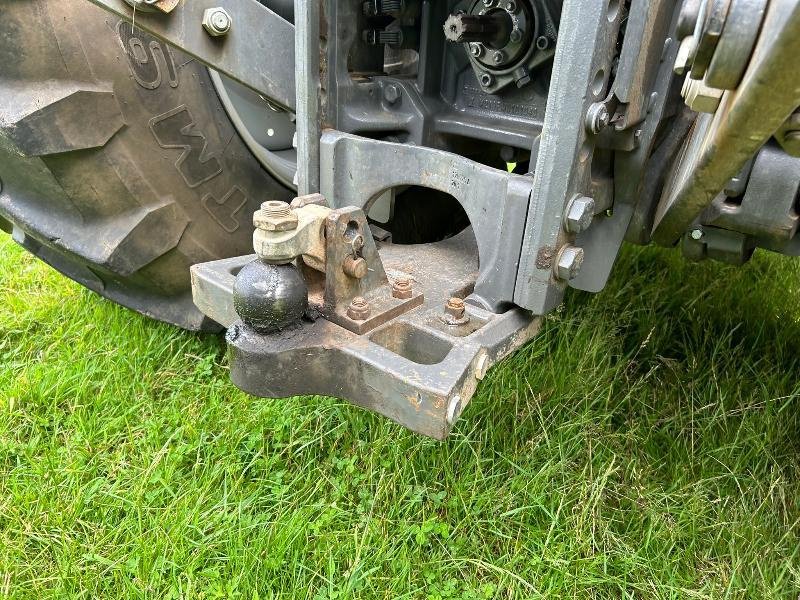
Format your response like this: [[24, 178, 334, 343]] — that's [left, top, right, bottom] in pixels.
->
[[0, 0, 292, 330]]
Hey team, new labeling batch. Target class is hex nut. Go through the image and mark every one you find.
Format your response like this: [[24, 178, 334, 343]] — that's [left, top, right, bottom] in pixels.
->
[[202, 7, 232, 37], [554, 245, 584, 281], [440, 296, 469, 325], [253, 200, 298, 232], [564, 195, 595, 234], [391, 277, 413, 299], [346, 296, 371, 321]]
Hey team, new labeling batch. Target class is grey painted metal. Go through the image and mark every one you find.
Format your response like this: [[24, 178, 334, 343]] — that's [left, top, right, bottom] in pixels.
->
[[652, 0, 800, 245], [702, 144, 800, 250], [319, 130, 532, 312], [85, 0, 297, 111], [513, 0, 623, 313], [572, 3, 682, 292], [191, 232, 541, 439], [704, 0, 767, 89], [293, 0, 321, 194]]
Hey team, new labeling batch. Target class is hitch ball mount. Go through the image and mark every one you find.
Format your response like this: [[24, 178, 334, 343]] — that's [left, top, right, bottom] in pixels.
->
[[191, 194, 540, 439]]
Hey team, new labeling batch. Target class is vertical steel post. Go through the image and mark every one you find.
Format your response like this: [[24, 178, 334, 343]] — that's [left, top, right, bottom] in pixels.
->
[[294, 0, 321, 194]]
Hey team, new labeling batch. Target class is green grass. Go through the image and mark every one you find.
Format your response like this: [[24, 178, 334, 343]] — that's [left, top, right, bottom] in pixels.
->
[[1, 232, 799, 599]]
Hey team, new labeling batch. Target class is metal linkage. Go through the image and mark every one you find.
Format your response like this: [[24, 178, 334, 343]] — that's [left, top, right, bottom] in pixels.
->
[[513, 0, 623, 314], [86, 0, 297, 111], [652, 0, 800, 245]]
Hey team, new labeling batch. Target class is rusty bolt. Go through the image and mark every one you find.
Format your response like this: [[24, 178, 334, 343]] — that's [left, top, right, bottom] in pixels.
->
[[391, 277, 413, 299], [346, 296, 371, 320], [445, 297, 466, 319], [441, 296, 469, 326], [342, 255, 368, 279], [202, 7, 232, 36], [253, 200, 298, 232]]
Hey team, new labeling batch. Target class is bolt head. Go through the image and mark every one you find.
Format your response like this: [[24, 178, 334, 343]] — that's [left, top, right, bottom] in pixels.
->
[[690, 228, 704, 240], [509, 29, 522, 43], [470, 43, 484, 57], [505, 1, 517, 12], [202, 7, 232, 36], [384, 83, 401, 104], [492, 50, 505, 64], [564, 196, 595, 234], [480, 73, 494, 87], [555, 245, 584, 281], [482, 0, 494, 6]]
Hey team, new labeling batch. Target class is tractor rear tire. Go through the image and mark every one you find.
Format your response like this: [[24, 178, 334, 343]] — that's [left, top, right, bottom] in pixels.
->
[[0, 0, 292, 330]]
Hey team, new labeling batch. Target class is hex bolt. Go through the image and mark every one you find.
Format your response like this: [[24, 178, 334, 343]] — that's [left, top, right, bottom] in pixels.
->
[[690, 228, 704, 240], [202, 7, 232, 37], [509, 29, 522, 43], [346, 296, 371, 321], [384, 83, 401, 105], [564, 195, 596, 234], [342, 255, 368, 279], [554, 245, 585, 281], [505, 0, 517, 12], [480, 73, 494, 87], [253, 200, 298, 231], [585, 102, 610, 134], [492, 50, 505, 64], [470, 43, 484, 57], [445, 297, 466, 319], [391, 277, 413, 299]]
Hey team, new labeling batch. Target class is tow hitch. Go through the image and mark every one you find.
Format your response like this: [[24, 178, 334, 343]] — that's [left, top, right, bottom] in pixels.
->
[[192, 189, 540, 439]]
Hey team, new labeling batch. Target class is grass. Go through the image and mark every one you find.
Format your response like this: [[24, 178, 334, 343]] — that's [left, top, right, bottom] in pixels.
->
[[0, 231, 799, 599]]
